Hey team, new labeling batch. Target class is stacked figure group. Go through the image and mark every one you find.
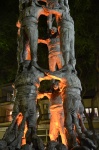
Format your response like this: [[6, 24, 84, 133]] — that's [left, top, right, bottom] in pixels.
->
[[0, 0, 96, 150]]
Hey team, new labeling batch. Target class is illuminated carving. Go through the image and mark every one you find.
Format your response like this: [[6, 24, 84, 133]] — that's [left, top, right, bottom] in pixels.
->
[[1, 0, 97, 150], [38, 81, 67, 147], [38, 26, 64, 71], [16, 113, 28, 146]]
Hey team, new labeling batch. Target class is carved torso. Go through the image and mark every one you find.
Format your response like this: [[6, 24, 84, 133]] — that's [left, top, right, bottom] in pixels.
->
[[61, 72, 82, 92], [48, 91, 63, 113], [15, 71, 40, 88], [48, 36, 60, 54], [59, 12, 74, 30], [50, 91, 62, 106], [20, 4, 46, 26]]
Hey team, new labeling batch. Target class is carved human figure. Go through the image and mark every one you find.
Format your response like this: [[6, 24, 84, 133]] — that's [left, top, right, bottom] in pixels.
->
[[59, 12, 76, 69], [47, 64, 83, 146], [18, 0, 64, 71], [46, 1, 75, 68], [38, 27, 64, 71], [37, 81, 67, 147], [46, 0, 75, 68], [12, 66, 51, 146], [18, 0, 50, 68], [17, 1, 33, 71]]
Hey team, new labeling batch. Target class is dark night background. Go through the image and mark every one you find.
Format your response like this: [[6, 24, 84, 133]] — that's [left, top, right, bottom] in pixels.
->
[[0, 0, 99, 97]]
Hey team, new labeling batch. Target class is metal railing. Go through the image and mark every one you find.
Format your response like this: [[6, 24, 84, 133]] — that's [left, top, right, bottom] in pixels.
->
[[37, 128, 49, 144]]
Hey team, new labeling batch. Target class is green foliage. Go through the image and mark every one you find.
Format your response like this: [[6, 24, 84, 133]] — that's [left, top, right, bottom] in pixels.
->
[[69, 0, 99, 91]]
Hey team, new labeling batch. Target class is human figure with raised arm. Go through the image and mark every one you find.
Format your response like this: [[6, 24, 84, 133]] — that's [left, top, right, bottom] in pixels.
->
[[10, 65, 52, 147], [18, 0, 63, 71], [47, 64, 84, 147], [46, 0, 75, 69], [38, 27, 64, 71], [37, 81, 67, 147]]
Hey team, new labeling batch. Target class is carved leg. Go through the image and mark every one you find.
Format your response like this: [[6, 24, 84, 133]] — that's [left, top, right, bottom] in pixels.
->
[[49, 55, 57, 71], [24, 25, 38, 64], [56, 54, 65, 70]]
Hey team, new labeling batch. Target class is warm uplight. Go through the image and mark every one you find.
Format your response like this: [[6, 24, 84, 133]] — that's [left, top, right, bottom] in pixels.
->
[[21, 122, 28, 146], [25, 41, 31, 60], [16, 20, 21, 36], [16, 113, 28, 146]]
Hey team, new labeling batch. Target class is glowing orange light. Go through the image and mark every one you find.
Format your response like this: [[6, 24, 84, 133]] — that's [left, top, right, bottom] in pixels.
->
[[25, 41, 31, 60], [21, 122, 28, 146], [16, 113, 28, 146], [16, 20, 21, 36]]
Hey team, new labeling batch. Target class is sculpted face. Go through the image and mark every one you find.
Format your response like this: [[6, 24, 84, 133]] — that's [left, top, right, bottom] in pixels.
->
[[53, 84, 59, 90], [51, 27, 57, 35], [52, 80, 60, 91]]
